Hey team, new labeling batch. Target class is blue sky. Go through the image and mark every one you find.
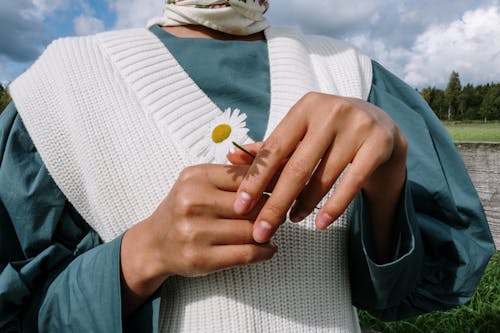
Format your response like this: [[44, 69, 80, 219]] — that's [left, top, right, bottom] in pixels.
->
[[1, 0, 499, 88]]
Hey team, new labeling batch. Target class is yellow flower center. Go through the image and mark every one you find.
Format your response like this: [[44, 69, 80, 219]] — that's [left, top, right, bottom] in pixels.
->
[[212, 124, 232, 143]]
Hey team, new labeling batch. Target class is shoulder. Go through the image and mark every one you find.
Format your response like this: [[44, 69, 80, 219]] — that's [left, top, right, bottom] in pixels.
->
[[305, 32, 373, 90], [15, 27, 153, 73], [9, 28, 154, 101], [36, 28, 153, 63], [266, 26, 373, 100]]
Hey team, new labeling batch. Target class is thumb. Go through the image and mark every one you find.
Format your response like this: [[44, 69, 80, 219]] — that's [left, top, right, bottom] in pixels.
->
[[227, 142, 263, 165]]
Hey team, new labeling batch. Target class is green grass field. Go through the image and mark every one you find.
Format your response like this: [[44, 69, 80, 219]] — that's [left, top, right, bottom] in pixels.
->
[[444, 122, 500, 142], [358, 251, 500, 333]]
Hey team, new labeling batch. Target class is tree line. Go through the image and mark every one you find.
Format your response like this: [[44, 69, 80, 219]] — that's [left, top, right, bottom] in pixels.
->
[[2, 74, 499, 120], [0, 83, 10, 112], [419, 71, 500, 121]]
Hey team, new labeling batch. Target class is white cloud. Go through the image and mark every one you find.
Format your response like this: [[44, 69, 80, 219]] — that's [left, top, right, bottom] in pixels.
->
[[404, 6, 500, 87], [24, 0, 68, 20], [107, 0, 163, 28], [347, 34, 412, 79], [73, 0, 106, 35], [2, 0, 499, 88], [268, 0, 499, 87], [74, 15, 105, 36], [0, 55, 26, 86], [0, 1, 47, 63], [266, 0, 390, 36], [0, 0, 89, 83]]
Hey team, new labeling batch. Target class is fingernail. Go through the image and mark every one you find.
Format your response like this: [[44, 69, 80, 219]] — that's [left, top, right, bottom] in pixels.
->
[[234, 191, 251, 214], [254, 220, 273, 243], [316, 212, 333, 230]]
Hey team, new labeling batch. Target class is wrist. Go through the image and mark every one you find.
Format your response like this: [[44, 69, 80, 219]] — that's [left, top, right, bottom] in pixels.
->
[[362, 137, 407, 263], [120, 218, 168, 315]]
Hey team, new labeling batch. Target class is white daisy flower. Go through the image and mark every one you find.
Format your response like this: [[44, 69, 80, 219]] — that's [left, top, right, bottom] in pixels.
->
[[204, 108, 249, 163]]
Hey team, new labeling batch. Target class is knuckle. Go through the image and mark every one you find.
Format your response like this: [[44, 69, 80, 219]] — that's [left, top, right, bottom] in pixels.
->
[[261, 136, 282, 156], [332, 96, 355, 115], [378, 130, 395, 153], [316, 175, 335, 193], [293, 92, 331, 120], [175, 194, 197, 216], [348, 170, 365, 191], [183, 246, 204, 271], [178, 165, 203, 183], [299, 92, 321, 107], [174, 181, 207, 216], [303, 91, 319, 99], [264, 201, 287, 221], [286, 159, 311, 186], [372, 128, 396, 162], [355, 113, 376, 132], [397, 131, 408, 154], [176, 220, 199, 244], [337, 95, 354, 108], [378, 127, 394, 145], [300, 91, 320, 104], [178, 166, 195, 182], [241, 247, 259, 264]]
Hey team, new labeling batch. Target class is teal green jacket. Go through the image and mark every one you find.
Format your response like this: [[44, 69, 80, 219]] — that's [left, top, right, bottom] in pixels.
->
[[0, 26, 495, 332]]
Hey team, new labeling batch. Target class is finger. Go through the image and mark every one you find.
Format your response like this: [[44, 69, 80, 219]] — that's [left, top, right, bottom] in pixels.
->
[[208, 219, 256, 245], [233, 104, 309, 216], [203, 164, 278, 194], [315, 138, 390, 229], [209, 243, 277, 272], [289, 135, 357, 222], [206, 164, 250, 192], [229, 142, 289, 194], [252, 129, 335, 243], [197, 190, 269, 219], [179, 164, 249, 193], [227, 142, 263, 165], [227, 194, 269, 220]]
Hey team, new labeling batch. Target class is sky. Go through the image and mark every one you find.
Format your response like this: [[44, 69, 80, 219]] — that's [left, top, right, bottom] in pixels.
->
[[1, 0, 499, 88]]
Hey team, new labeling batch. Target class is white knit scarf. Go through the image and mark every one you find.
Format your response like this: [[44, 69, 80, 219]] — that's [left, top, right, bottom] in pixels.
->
[[147, 0, 270, 36]]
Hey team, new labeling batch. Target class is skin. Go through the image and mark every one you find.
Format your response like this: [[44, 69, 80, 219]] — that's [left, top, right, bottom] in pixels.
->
[[229, 93, 407, 259], [120, 25, 407, 317], [120, 164, 276, 315]]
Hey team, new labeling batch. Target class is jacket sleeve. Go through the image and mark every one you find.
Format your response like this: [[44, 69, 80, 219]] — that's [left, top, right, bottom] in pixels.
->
[[348, 61, 496, 321], [0, 103, 126, 332]]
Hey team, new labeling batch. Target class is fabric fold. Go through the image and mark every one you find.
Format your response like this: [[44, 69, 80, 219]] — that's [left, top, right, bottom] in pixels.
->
[[147, 0, 270, 36]]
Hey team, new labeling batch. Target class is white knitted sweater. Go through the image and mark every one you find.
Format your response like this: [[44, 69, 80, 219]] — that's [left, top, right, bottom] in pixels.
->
[[10, 27, 372, 332]]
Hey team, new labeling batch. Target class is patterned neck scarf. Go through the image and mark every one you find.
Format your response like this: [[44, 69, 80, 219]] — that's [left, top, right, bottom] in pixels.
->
[[147, 0, 270, 36]]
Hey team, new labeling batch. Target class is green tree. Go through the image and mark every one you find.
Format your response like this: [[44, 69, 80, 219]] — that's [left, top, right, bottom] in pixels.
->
[[420, 86, 433, 105], [433, 89, 447, 120], [459, 83, 481, 120], [444, 71, 461, 120], [480, 84, 500, 121], [421, 86, 447, 119], [0, 83, 11, 114]]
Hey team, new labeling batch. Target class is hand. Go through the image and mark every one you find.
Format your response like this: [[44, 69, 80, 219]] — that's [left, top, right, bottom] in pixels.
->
[[120, 164, 277, 315], [229, 92, 407, 248]]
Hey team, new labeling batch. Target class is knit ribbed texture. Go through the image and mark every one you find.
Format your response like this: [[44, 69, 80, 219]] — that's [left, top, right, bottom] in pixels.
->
[[263, 27, 372, 137], [10, 26, 372, 332], [96, 29, 238, 164], [159, 199, 359, 332]]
